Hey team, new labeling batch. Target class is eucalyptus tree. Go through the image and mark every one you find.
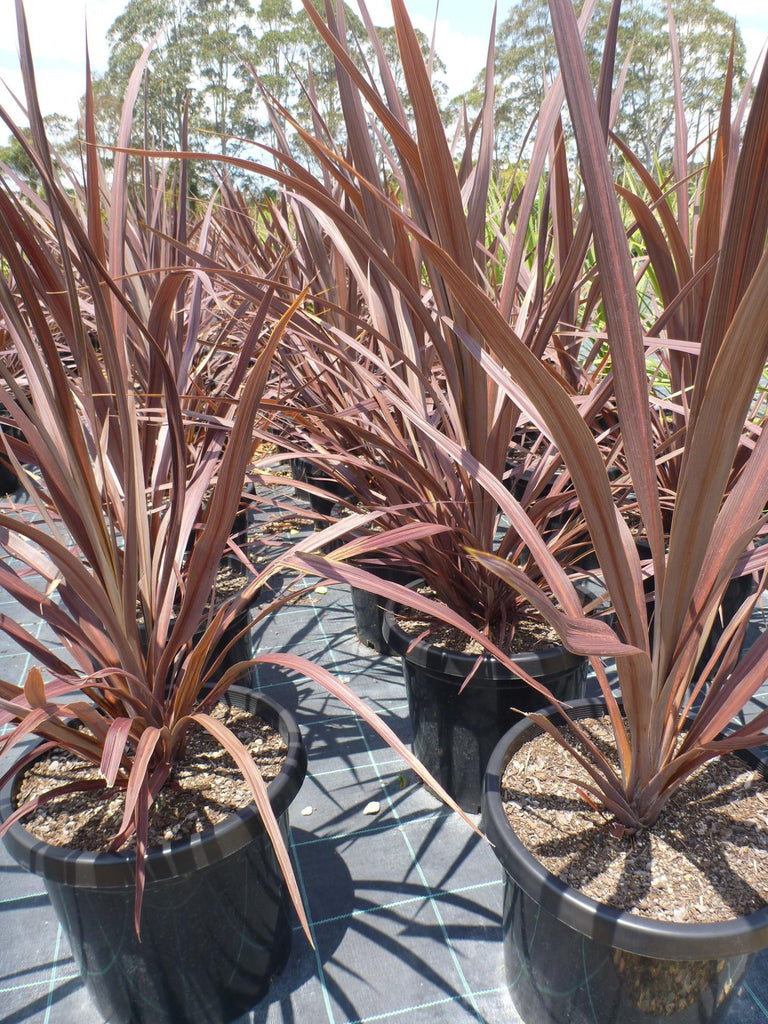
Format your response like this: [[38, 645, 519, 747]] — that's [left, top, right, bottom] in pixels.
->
[[92, 0, 449, 171], [247, 0, 447, 159], [95, 0, 202, 150], [615, 0, 746, 164], [468, 0, 746, 168], [93, 0, 255, 154], [250, 0, 371, 146], [0, 116, 78, 187], [189, 0, 256, 154]]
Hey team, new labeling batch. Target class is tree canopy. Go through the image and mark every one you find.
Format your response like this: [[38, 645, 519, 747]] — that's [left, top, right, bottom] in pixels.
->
[[475, 0, 747, 168], [84, 0, 446, 165], [2, 0, 747, 185]]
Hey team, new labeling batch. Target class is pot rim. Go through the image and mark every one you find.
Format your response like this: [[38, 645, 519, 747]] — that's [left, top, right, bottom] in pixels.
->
[[481, 696, 768, 960], [0, 686, 307, 889], [381, 578, 595, 679]]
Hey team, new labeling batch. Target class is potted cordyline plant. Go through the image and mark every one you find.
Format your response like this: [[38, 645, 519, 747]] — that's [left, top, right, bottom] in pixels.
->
[[270, 0, 768, 1019], [0, 16, 473, 1024], [173, 0, 617, 811], [0, 83, 309, 1012], [602, 27, 762, 669], [450, 1, 768, 1020]]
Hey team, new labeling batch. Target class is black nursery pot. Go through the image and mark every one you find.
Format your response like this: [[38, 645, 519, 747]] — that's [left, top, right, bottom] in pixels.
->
[[0, 413, 25, 495], [292, 458, 355, 516], [0, 687, 307, 1024], [381, 583, 588, 812], [0, 454, 20, 496], [350, 562, 420, 654], [576, 539, 755, 676], [202, 552, 262, 674], [231, 479, 256, 544], [186, 480, 255, 555], [639, 545, 754, 673], [481, 698, 768, 1024]]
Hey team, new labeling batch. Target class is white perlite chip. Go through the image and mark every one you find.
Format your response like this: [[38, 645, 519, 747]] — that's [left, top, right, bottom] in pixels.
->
[[363, 801, 381, 815], [300, 806, 315, 816]]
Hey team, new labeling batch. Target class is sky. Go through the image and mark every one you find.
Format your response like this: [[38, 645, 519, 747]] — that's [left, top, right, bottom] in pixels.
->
[[0, 0, 766, 126]]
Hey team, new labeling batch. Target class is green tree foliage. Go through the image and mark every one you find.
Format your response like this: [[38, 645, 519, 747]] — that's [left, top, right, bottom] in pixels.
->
[[616, 0, 746, 165], [190, 0, 256, 153], [471, 0, 746, 168], [250, 0, 349, 145], [251, 0, 301, 120], [94, 0, 202, 150], [255, 4, 448, 149], [0, 116, 78, 188], [0, 127, 43, 187], [92, 0, 449, 165], [91, 0, 256, 156], [373, 25, 448, 116]]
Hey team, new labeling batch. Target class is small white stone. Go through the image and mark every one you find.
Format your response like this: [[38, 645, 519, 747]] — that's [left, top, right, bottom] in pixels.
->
[[315, 585, 328, 594], [300, 805, 315, 816], [363, 801, 381, 815]]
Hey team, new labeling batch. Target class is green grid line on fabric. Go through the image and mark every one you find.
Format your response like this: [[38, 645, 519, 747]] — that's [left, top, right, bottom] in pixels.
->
[[296, 879, 502, 931]]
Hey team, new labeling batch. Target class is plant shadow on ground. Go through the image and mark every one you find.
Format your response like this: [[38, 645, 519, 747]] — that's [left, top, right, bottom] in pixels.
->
[[247, 823, 501, 1024], [0, 978, 90, 1024]]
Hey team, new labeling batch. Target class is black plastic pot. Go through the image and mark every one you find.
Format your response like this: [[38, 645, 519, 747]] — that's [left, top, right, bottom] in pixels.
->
[[185, 480, 255, 556], [198, 605, 254, 682], [0, 687, 307, 1024], [231, 479, 255, 544], [576, 538, 655, 620], [201, 551, 263, 673], [482, 698, 768, 1024], [0, 454, 20, 495], [640, 548, 754, 670], [293, 458, 355, 516], [381, 582, 588, 812], [578, 539, 756, 677], [350, 562, 420, 654], [139, 608, 253, 682], [0, 413, 26, 495], [502, 459, 575, 540], [696, 571, 756, 673]]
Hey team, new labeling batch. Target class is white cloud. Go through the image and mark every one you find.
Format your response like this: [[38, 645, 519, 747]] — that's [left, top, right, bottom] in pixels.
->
[[354, 0, 395, 25], [410, 13, 490, 97], [0, 0, 114, 122], [348, 1, 490, 97], [715, 1, 768, 71]]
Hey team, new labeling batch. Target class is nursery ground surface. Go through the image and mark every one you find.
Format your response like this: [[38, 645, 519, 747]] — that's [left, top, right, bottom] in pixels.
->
[[1, 479, 768, 1024]]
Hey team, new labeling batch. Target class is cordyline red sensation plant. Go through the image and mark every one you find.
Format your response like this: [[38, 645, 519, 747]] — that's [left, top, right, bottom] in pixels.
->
[[428, 0, 768, 830], [0, 2, 475, 940], [270, 0, 768, 833], [610, 20, 762, 538], [151, 0, 620, 650]]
